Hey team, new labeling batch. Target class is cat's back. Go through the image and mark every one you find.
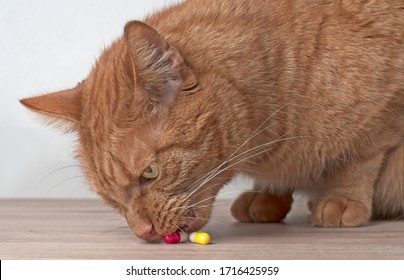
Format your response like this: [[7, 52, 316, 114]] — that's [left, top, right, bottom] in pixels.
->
[[147, 0, 404, 36], [146, 0, 404, 119], [146, 0, 404, 159], [146, 0, 404, 74]]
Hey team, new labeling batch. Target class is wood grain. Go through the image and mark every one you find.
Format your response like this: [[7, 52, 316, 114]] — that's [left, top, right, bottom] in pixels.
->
[[0, 197, 403, 259]]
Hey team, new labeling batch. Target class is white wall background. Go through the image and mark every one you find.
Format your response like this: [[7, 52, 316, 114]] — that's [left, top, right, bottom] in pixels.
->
[[0, 0, 252, 198]]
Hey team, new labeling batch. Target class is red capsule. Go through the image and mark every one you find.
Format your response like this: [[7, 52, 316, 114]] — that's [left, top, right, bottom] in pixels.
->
[[163, 231, 189, 244]]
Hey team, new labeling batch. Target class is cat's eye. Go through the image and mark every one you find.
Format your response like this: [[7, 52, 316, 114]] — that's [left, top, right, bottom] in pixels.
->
[[140, 163, 159, 185]]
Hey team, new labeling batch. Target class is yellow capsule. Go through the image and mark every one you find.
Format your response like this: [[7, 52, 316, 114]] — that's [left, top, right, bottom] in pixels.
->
[[189, 232, 211, 245]]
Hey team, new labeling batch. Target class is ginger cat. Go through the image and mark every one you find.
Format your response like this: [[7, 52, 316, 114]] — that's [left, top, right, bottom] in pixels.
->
[[21, 0, 404, 242]]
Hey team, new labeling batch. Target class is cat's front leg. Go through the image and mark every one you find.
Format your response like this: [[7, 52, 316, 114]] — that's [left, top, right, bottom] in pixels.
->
[[230, 190, 293, 223], [312, 152, 384, 227]]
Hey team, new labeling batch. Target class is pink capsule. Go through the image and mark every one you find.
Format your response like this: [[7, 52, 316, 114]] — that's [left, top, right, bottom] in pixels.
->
[[163, 231, 188, 244]]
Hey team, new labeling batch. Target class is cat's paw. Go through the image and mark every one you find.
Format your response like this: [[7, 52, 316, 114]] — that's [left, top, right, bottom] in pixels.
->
[[312, 196, 370, 227], [231, 192, 293, 223]]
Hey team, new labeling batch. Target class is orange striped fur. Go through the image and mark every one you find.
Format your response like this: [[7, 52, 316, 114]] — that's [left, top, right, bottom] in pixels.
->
[[21, 0, 404, 241]]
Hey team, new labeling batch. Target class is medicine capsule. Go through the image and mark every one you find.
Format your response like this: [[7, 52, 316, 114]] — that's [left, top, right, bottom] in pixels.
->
[[163, 231, 188, 244], [189, 232, 211, 245]]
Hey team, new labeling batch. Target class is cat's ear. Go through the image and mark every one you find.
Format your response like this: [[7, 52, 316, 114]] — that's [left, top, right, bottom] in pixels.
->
[[20, 82, 82, 128], [124, 20, 198, 108]]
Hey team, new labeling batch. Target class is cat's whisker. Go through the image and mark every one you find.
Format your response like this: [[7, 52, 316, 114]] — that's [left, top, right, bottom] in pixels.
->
[[232, 167, 265, 176], [35, 164, 98, 189], [44, 175, 87, 196], [34, 165, 83, 190], [216, 128, 295, 169], [169, 176, 242, 214], [184, 120, 282, 194], [33, 165, 99, 199], [184, 134, 307, 203], [214, 135, 300, 173], [99, 225, 130, 236], [184, 215, 223, 225], [170, 114, 282, 210], [169, 134, 304, 219], [185, 190, 263, 211], [190, 200, 228, 211], [181, 115, 294, 203], [181, 201, 227, 215], [181, 135, 272, 200], [174, 138, 280, 208], [170, 190, 263, 213], [180, 166, 226, 197], [167, 182, 226, 212], [218, 102, 291, 167], [181, 104, 290, 198], [102, 216, 127, 221]]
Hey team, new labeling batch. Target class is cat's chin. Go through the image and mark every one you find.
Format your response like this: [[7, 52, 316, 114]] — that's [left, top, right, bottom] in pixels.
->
[[143, 235, 163, 243], [180, 208, 197, 231], [178, 207, 209, 234]]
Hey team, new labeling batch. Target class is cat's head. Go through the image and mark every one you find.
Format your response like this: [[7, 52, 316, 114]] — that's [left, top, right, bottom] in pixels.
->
[[20, 21, 235, 242]]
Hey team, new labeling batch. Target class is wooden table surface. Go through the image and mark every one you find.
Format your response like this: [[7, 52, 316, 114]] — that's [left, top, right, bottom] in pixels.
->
[[1, 198, 403, 259]]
